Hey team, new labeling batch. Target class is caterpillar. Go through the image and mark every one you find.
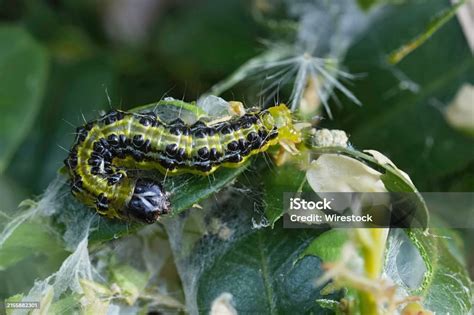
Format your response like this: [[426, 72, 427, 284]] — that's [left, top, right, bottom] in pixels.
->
[[64, 103, 301, 223]]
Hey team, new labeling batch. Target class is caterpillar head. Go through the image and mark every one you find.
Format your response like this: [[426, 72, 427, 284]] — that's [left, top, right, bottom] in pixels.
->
[[127, 178, 170, 223], [266, 104, 301, 144]]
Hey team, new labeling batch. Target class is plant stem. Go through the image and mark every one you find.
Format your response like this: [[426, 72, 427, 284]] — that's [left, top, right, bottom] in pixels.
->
[[356, 228, 389, 315]]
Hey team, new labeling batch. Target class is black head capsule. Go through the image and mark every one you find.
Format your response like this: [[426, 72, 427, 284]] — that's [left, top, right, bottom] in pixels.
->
[[127, 179, 170, 224], [84, 122, 95, 131]]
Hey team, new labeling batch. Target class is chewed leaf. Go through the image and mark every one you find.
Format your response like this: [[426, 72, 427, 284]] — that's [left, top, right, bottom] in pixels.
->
[[388, 228, 473, 314], [309, 146, 429, 229], [306, 154, 387, 193], [131, 97, 207, 124]]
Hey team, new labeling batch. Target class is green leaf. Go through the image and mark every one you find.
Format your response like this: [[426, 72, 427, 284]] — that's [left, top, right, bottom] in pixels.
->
[[110, 265, 149, 305], [0, 26, 48, 173], [380, 171, 413, 192], [36, 285, 55, 315], [167, 166, 249, 217], [356, 0, 380, 11], [387, 0, 467, 64], [303, 229, 349, 263], [5, 293, 24, 315], [49, 294, 81, 315], [406, 229, 472, 313], [0, 222, 66, 271], [0, 219, 68, 299], [329, 0, 474, 191], [262, 163, 307, 226], [5, 57, 116, 192], [0, 175, 26, 211], [156, 0, 257, 82], [197, 226, 340, 314]]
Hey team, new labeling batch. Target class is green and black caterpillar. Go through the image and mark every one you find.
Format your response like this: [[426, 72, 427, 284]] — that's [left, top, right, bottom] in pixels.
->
[[64, 103, 301, 223]]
